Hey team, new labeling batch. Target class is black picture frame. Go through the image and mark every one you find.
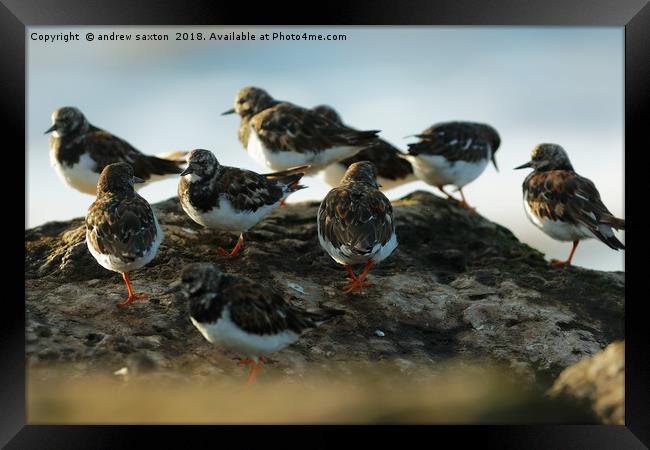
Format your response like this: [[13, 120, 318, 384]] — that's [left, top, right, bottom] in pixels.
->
[[6, 0, 648, 447]]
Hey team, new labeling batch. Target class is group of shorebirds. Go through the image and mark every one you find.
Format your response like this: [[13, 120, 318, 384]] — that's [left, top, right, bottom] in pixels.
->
[[44, 86, 625, 385]]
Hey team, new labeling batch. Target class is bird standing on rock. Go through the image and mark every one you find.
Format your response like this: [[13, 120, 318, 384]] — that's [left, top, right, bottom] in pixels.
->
[[85, 163, 163, 308], [178, 149, 308, 257], [175, 263, 344, 386], [404, 121, 500, 212], [46, 106, 187, 195], [515, 143, 625, 267], [318, 161, 397, 294], [221, 87, 381, 175]]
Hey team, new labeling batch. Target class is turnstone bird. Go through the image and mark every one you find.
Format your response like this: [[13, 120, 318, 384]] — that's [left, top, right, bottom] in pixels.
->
[[85, 163, 163, 307], [176, 263, 344, 386], [178, 149, 307, 257], [46, 106, 187, 195], [317, 161, 397, 294], [404, 121, 500, 211], [515, 143, 625, 267], [221, 87, 380, 175], [311, 105, 417, 191]]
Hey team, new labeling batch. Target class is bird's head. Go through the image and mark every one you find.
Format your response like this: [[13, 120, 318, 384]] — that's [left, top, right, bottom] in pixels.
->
[[341, 161, 380, 189], [45, 106, 89, 137], [178, 263, 223, 295], [180, 149, 219, 181], [96, 162, 143, 195], [515, 143, 574, 172], [222, 86, 276, 118]]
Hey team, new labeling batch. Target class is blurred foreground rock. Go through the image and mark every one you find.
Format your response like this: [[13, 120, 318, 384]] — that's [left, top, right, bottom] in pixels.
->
[[25, 191, 624, 422], [548, 340, 624, 424]]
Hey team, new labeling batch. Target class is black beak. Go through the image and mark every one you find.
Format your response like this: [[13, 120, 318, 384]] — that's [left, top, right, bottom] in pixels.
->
[[221, 108, 236, 116], [180, 165, 193, 176], [132, 176, 145, 184], [44, 124, 57, 134], [514, 161, 533, 170], [491, 154, 499, 172], [163, 279, 183, 295]]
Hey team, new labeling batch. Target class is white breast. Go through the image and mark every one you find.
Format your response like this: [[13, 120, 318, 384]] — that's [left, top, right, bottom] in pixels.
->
[[407, 153, 489, 188], [523, 199, 592, 242], [247, 127, 360, 173], [190, 307, 299, 359], [180, 190, 282, 232], [86, 215, 164, 273], [51, 152, 100, 195]]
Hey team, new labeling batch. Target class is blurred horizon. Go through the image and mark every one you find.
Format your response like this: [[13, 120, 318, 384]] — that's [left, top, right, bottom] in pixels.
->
[[27, 26, 624, 271]]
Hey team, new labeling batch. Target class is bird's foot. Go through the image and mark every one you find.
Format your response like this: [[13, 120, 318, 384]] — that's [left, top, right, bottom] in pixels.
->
[[116, 292, 145, 308], [216, 247, 240, 257], [216, 234, 245, 258], [550, 259, 571, 268], [457, 201, 477, 214], [342, 279, 372, 294], [216, 242, 243, 258], [342, 261, 375, 294], [344, 265, 357, 282], [236, 357, 265, 387]]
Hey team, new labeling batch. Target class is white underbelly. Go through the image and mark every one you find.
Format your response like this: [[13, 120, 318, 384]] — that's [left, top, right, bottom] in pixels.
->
[[320, 163, 348, 188], [51, 152, 100, 195], [181, 194, 282, 232], [407, 154, 489, 188], [51, 151, 175, 195], [86, 216, 164, 273], [377, 173, 417, 191], [247, 128, 360, 173], [523, 200, 592, 242], [190, 308, 299, 359]]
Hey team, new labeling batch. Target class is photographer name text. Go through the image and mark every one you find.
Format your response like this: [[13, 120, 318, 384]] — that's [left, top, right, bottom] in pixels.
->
[[30, 31, 347, 43]]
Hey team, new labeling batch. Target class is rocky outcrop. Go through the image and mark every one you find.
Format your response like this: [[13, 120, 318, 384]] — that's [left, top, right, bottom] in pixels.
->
[[25, 191, 624, 417], [548, 340, 624, 424]]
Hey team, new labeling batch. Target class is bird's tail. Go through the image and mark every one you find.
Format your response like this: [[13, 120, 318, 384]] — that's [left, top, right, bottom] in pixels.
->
[[405, 139, 432, 156], [145, 150, 189, 176], [602, 215, 625, 230], [345, 129, 382, 147], [155, 150, 190, 163], [595, 223, 625, 250], [263, 165, 310, 192]]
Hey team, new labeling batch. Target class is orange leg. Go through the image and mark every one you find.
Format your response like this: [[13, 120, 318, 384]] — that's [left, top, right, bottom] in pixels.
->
[[457, 188, 477, 213], [116, 272, 145, 308], [344, 264, 357, 282], [343, 260, 375, 294], [237, 357, 265, 387], [217, 233, 246, 257], [437, 185, 460, 202], [551, 240, 580, 268]]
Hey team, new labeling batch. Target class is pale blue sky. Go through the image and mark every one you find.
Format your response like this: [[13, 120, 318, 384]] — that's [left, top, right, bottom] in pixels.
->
[[27, 26, 624, 271]]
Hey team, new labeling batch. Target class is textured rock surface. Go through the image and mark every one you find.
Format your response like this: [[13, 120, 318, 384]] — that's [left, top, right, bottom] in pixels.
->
[[548, 340, 624, 424], [25, 191, 624, 392]]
